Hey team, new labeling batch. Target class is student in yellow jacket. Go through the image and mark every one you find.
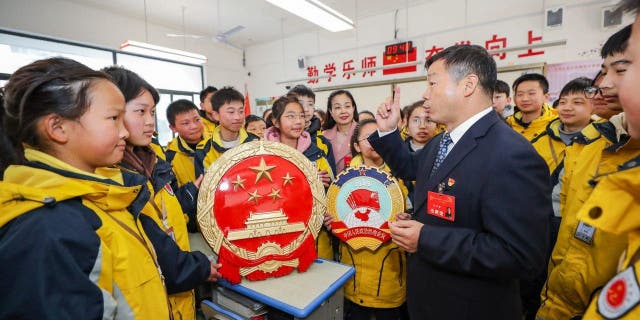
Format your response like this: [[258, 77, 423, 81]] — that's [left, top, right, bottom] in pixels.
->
[[578, 3, 640, 317], [537, 26, 640, 319], [165, 100, 207, 191], [263, 95, 336, 260], [578, 156, 640, 319], [340, 118, 408, 320], [0, 58, 215, 319], [506, 73, 558, 141], [531, 78, 595, 215], [200, 87, 259, 169], [199, 86, 218, 138], [104, 66, 215, 320]]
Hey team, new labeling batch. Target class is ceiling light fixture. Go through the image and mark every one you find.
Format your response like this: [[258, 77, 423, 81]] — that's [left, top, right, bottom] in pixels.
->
[[119, 40, 208, 65], [265, 0, 354, 32]]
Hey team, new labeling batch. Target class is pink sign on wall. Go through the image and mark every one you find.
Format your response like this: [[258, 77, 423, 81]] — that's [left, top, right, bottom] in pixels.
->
[[546, 60, 601, 102]]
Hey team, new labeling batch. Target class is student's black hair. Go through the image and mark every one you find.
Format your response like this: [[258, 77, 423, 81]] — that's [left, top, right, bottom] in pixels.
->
[[315, 109, 326, 122], [619, 0, 640, 13], [271, 95, 303, 128], [512, 73, 549, 94], [287, 84, 315, 100], [324, 89, 359, 130], [401, 106, 411, 121], [358, 110, 375, 118], [102, 66, 159, 104], [494, 79, 511, 97], [559, 77, 592, 99], [211, 86, 244, 112], [265, 112, 274, 128], [166, 99, 198, 126], [199, 86, 218, 103], [244, 114, 265, 129], [426, 44, 497, 97], [601, 24, 632, 58], [0, 57, 113, 175], [350, 118, 378, 156], [406, 100, 426, 120]]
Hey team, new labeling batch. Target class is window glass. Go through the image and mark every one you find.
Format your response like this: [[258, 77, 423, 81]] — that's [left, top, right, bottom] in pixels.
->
[[0, 33, 112, 73], [156, 93, 173, 146], [116, 53, 203, 92]]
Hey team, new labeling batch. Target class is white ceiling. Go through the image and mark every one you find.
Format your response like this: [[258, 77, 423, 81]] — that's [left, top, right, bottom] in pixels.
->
[[67, 0, 430, 48]]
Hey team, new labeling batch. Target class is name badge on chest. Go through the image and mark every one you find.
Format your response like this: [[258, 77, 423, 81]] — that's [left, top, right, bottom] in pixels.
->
[[574, 221, 595, 245], [427, 191, 455, 222]]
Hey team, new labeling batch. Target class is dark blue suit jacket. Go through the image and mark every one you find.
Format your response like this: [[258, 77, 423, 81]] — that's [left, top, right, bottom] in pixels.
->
[[369, 110, 552, 320]]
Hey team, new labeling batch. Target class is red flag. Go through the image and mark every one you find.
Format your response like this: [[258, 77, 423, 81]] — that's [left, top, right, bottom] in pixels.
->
[[244, 84, 252, 115]]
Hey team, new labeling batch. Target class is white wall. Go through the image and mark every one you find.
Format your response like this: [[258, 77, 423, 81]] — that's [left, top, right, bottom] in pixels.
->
[[0, 0, 633, 112], [245, 0, 632, 109], [0, 0, 247, 91]]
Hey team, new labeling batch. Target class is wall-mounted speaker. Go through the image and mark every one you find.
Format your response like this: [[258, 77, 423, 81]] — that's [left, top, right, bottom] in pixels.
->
[[297, 56, 305, 69], [602, 6, 623, 29], [545, 7, 564, 28]]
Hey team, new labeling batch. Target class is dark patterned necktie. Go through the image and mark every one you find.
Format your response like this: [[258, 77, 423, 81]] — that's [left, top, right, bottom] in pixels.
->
[[429, 132, 452, 178]]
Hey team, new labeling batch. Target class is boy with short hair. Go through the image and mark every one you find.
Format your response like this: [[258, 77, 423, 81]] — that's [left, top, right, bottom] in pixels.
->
[[506, 73, 558, 140], [201, 87, 259, 169], [199, 86, 218, 137], [165, 99, 206, 189], [581, 3, 640, 315], [537, 24, 640, 320], [532, 77, 595, 214], [493, 79, 514, 118], [287, 85, 321, 134]]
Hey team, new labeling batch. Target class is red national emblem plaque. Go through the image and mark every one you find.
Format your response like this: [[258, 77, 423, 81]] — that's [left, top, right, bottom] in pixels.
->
[[197, 141, 325, 284], [327, 166, 404, 251]]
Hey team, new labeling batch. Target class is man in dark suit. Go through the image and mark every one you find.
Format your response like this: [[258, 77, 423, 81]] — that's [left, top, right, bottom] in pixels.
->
[[370, 45, 552, 319]]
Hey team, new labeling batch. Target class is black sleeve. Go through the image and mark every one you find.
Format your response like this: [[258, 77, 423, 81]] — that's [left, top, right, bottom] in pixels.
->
[[139, 214, 211, 294], [174, 181, 199, 232], [0, 203, 108, 320]]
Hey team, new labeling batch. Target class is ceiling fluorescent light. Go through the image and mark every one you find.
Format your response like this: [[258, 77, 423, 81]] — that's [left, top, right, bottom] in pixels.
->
[[265, 0, 354, 32], [119, 40, 207, 65]]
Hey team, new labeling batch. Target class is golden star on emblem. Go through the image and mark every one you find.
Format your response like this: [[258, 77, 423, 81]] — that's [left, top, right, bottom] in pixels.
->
[[268, 188, 282, 201], [249, 158, 277, 183], [247, 189, 262, 203], [232, 175, 246, 191], [282, 172, 295, 186]]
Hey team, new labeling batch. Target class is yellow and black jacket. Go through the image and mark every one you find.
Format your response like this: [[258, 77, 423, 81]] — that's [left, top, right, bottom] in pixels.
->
[[165, 135, 209, 187], [150, 134, 166, 159], [307, 117, 337, 176], [0, 148, 204, 319], [506, 103, 558, 141], [117, 146, 204, 320], [200, 126, 259, 170], [531, 118, 571, 175], [199, 110, 216, 139], [537, 119, 640, 320], [338, 155, 408, 309], [579, 157, 640, 319]]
